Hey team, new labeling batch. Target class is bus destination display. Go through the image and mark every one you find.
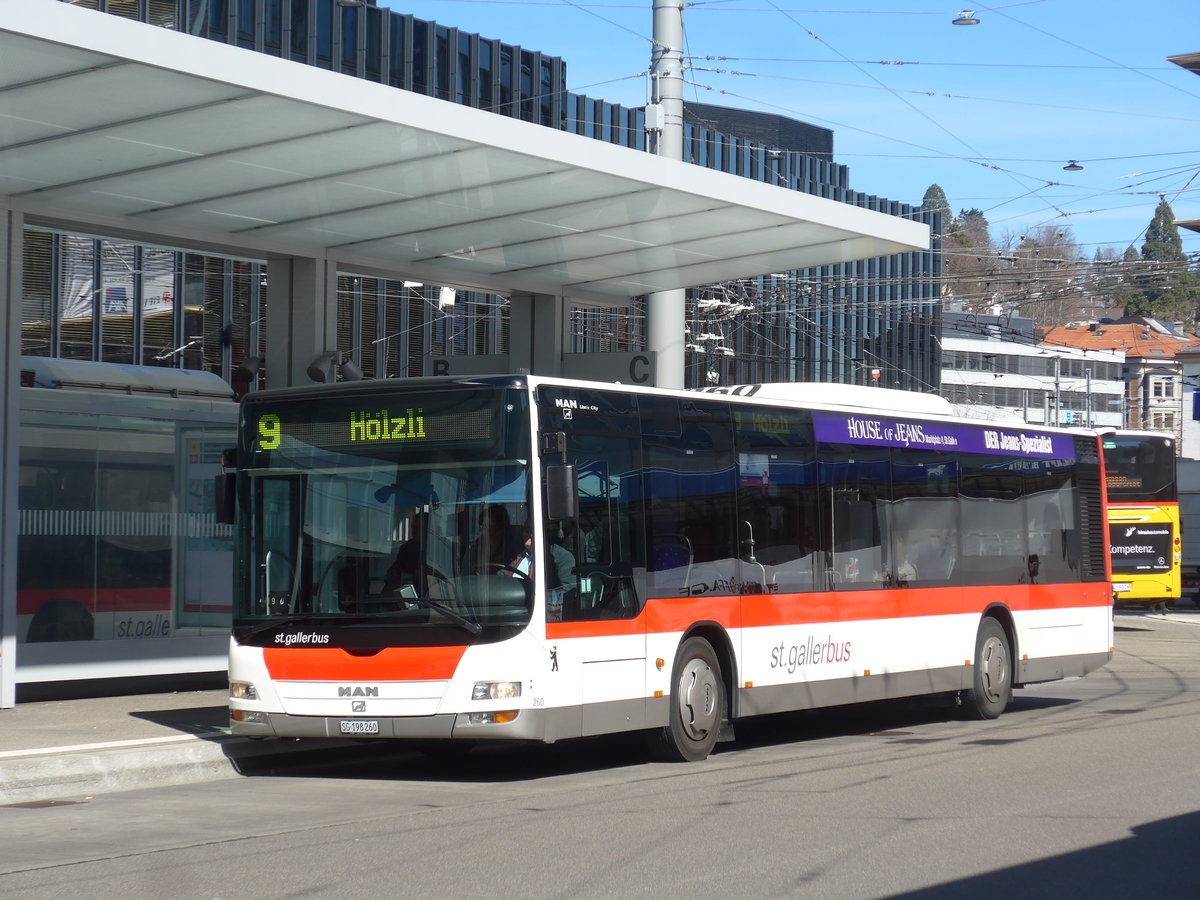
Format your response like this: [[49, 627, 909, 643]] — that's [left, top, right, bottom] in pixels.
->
[[251, 403, 494, 454]]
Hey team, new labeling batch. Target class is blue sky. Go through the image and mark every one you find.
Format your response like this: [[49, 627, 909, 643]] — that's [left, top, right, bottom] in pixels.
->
[[383, 0, 1200, 259]]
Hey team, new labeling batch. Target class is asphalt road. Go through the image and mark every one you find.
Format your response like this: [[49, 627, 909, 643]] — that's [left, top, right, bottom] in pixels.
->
[[2, 610, 1199, 900]]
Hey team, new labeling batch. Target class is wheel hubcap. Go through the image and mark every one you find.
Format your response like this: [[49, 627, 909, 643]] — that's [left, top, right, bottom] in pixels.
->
[[980, 635, 1009, 703], [679, 658, 719, 741]]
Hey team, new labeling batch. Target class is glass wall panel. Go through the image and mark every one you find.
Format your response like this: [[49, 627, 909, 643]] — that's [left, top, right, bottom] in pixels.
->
[[519, 51, 534, 121], [457, 33, 471, 104], [290, 0, 308, 61], [364, 6, 381, 79], [412, 19, 428, 93], [141, 247, 178, 366], [59, 235, 96, 361], [207, 0, 229, 40], [340, 2, 359, 72], [264, 0, 284, 54], [478, 40, 493, 108], [17, 405, 235, 643], [100, 241, 136, 364], [315, 0, 333, 68], [22, 229, 54, 357], [435, 26, 451, 100], [236, 0, 255, 47], [106, 0, 142, 20], [499, 44, 513, 114], [389, 15, 406, 88]]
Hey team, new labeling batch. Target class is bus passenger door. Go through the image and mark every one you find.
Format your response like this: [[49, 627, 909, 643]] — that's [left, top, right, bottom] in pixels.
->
[[537, 387, 648, 739]]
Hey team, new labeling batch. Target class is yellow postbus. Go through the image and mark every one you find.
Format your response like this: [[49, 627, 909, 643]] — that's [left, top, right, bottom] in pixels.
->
[[1101, 430, 1180, 610]]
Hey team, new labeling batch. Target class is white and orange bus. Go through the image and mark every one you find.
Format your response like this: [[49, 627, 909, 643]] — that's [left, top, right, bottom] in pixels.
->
[[222, 376, 1113, 761]]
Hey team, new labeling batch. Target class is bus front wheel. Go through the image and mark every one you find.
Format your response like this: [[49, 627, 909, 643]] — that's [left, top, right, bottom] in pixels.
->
[[648, 637, 724, 762], [965, 618, 1012, 719]]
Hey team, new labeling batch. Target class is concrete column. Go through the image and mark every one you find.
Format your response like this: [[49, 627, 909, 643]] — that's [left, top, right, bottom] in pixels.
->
[[0, 207, 23, 707], [508, 292, 566, 377], [264, 256, 340, 388]]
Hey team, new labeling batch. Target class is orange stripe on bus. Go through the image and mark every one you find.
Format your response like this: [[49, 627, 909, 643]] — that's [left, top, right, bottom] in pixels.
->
[[546, 582, 1110, 639], [263, 645, 467, 681]]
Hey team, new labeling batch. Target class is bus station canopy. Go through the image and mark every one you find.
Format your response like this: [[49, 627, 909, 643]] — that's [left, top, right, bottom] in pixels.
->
[[0, 3, 928, 305]]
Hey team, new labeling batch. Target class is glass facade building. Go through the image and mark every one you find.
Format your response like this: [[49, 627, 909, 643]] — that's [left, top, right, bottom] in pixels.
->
[[31, 0, 942, 394]]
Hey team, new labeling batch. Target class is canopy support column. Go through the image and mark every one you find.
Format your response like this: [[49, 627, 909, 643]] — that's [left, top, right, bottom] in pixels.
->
[[1, 206, 23, 707], [508, 292, 566, 377], [265, 256, 339, 388], [646, 0, 687, 389]]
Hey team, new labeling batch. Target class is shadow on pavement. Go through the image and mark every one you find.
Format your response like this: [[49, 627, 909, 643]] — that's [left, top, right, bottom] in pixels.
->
[[886, 810, 1200, 897], [128, 705, 230, 737], [229, 691, 1082, 785], [15, 672, 226, 703]]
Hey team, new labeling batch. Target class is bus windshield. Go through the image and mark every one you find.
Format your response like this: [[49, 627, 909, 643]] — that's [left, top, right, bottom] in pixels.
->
[[1102, 432, 1177, 503], [235, 386, 532, 645]]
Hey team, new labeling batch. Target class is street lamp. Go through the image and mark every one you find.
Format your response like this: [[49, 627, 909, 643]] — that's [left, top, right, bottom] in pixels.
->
[[952, 11, 980, 25]]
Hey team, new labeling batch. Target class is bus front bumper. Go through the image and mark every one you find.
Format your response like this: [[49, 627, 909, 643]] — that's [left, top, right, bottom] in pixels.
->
[[230, 708, 548, 742]]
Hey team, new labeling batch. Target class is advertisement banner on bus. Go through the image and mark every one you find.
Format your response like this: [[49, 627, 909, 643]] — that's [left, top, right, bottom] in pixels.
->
[[1109, 523, 1173, 574], [812, 412, 1075, 459]]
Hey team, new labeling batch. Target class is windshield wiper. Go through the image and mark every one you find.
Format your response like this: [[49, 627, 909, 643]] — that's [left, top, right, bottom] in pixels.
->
[[406, 597, 483, 635]]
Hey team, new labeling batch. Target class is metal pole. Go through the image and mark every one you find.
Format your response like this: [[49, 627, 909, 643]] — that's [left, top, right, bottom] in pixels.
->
[[646, 0, 686, 388], [1086, 366, 1093, 428], [1054, 356, 1061, 426]]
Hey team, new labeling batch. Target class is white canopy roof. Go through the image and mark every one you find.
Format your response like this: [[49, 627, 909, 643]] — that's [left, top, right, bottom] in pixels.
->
[[0, 2, 928, 304]]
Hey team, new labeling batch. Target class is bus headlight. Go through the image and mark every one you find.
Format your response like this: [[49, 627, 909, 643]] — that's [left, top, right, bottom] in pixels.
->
[[472, 681, 521, 701], [230, 681, 258, 701]]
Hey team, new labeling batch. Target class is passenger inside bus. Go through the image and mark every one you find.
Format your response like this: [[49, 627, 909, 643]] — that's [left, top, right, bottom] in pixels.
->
[[509, 524, 577, 596], [467, 504, 522, 573]]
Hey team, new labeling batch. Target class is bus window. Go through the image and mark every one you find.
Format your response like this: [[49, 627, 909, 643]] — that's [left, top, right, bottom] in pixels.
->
[[818, 444, 891, 590], [1023, 459, 1078, 584], [957, 453, 1026, 586], [539, 386, 644, 620], [733, 405, 818, 594], [888, 448, 957, 587], [642, 398, 736, 598]]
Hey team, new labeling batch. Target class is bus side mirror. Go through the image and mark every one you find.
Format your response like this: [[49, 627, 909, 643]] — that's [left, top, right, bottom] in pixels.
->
[[215, 447, 237, 525], [545, 465, 578, 521]]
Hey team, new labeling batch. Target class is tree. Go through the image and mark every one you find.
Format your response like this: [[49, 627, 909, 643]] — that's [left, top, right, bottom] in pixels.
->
[[1092, 246, 1138, 313], [920, 184, 952, 229], [1122, 199, 1200, 323], [923, 188, 997, 314], [991, 226, 1085, 328]]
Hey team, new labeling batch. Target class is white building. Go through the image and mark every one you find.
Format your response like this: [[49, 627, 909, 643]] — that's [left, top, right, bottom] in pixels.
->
[[940, 315, 1124, 428]]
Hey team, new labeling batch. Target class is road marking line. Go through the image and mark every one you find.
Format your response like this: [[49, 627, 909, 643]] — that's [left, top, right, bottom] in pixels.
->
[[0, 732, 229, 760]]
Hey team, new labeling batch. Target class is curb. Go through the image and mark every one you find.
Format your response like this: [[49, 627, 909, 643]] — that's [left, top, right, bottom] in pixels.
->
[[0, 733, 359, 805]]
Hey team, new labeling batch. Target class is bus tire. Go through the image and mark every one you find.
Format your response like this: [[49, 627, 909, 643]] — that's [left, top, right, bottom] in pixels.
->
[[647, 637, 724, 762], [965, 617, 1012, 719]]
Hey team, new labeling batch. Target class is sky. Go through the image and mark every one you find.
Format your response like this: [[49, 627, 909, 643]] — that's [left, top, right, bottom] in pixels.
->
[[379, 0, 1200, 260]]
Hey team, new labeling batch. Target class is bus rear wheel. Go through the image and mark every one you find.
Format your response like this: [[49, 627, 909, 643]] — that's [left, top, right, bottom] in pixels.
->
[[648, 637, 724, 762], [965, 617, 1012, 719]]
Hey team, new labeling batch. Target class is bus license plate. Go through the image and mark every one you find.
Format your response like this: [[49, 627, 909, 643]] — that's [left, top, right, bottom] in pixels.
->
[[340, 720, 380, 735], [1112, 582, 1131, 593]]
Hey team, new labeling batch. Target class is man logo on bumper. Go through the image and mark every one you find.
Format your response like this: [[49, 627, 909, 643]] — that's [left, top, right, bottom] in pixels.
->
[[352, 701, 367, 712]]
